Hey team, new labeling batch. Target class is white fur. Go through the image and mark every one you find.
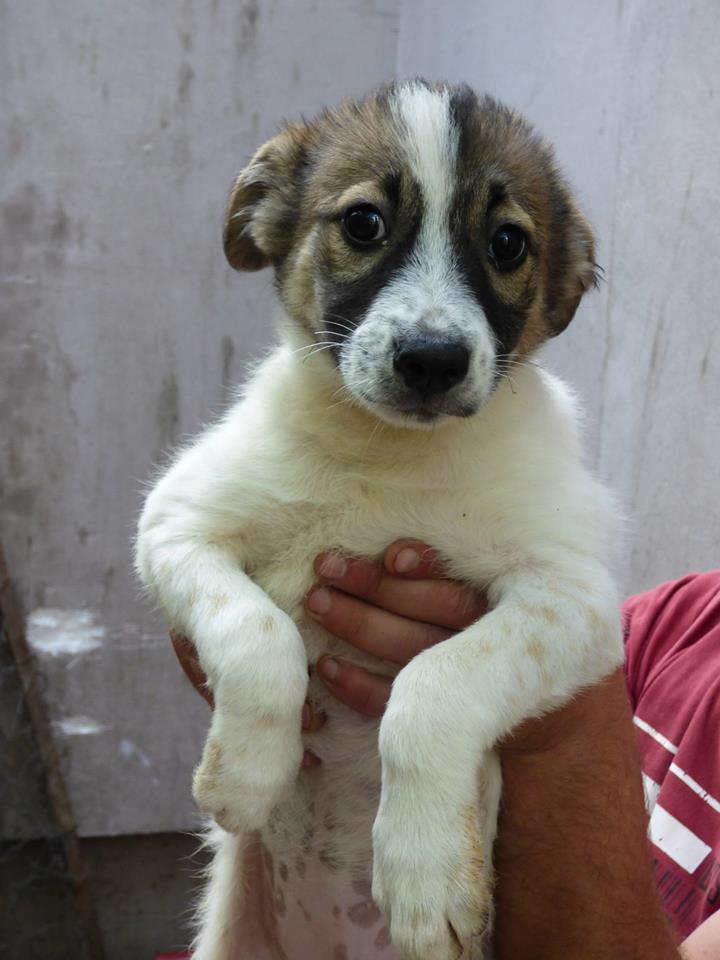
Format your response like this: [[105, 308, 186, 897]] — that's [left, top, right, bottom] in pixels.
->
[[136, 339, 622, 959], [340, 85, 498, 426]]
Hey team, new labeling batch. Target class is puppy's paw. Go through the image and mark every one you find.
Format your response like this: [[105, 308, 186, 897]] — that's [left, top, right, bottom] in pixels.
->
[[193, 713, 303, 833], [372, 804, 491, 960]]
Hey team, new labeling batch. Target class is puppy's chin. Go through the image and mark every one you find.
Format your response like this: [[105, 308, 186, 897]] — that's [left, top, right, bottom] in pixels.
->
[[346, 389, 482, 431]]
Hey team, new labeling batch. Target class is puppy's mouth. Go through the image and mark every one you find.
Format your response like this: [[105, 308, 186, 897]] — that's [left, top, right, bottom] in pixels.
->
[[387, 397, 479, 423]]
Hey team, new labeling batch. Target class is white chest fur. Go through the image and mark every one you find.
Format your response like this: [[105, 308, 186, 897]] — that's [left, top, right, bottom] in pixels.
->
[[136, 346, 622, 960]]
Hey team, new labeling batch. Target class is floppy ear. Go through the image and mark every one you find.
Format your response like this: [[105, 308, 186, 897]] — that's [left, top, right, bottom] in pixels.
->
[[223, 123, 310, 271], [545, 199, 599, 336]]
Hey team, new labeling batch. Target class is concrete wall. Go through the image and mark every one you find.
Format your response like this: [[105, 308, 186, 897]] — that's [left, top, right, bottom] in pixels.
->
[[1, 0, 401, 840], [399, 0, 720, 591], [2, 0, 719, 847]]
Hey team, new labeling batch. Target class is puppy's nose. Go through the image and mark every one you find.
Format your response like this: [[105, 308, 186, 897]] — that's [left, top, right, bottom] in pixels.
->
[[394, 339, 470, 396]]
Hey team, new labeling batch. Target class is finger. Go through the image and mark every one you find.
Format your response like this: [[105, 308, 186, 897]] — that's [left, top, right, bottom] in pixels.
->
[[306, 586, 451, 664], [316, 656, 392, 719], [301, 701, 326, 733], [170, 631, 214, 707], [384, 540, 448, 579], [313, 554, 486, 631]]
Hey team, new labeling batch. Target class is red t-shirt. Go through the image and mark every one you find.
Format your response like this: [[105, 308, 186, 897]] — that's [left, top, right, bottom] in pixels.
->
[[624, 571, 720, 939]]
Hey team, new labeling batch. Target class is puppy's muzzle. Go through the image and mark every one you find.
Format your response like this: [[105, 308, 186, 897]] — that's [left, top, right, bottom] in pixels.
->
[[394, 337, 470, 398]]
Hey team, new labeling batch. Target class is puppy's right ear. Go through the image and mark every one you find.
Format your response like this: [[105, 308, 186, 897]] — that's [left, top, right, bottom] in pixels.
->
[[223, 123, 311, 271]]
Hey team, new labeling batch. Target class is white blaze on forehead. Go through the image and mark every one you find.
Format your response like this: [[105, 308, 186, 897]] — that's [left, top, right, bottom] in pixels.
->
[[391, 84, 458, 268]]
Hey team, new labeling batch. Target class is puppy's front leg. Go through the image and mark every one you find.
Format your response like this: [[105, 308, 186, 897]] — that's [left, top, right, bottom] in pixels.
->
[[137, 525, 308, 834], [191, 586, 308, 834], [372, 560, 623, 960]]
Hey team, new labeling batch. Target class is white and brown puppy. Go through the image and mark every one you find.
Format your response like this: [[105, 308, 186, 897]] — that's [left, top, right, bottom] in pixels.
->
[[136, 81, 622, 960]]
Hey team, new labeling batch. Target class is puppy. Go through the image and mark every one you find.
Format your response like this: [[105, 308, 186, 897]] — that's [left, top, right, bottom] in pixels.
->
[[136, 80, 623, 960]]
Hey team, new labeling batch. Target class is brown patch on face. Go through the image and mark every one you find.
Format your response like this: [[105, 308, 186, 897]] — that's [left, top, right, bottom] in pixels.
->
[[223, 121, 314, 271], [222, 86, 418, 339], [449, 87, 597, 356], [347, 899, 382, 929], [331, 905, 342, 920]]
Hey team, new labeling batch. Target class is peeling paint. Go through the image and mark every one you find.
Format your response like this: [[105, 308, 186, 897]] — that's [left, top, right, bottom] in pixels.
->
[[119, 738, 153, 768], [27, 608, 105, 656], [54, 715, 110, 736]]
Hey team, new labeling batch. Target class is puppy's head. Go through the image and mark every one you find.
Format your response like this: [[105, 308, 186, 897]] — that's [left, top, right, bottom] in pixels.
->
[[224, 81, 597, 426]]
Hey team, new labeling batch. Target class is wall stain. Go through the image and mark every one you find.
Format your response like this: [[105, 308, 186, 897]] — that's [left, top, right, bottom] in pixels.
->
[[221, 335, 235, 400], [0, 183, 38, 274], [177, 62, 195, 103], [236, 0, 259, 56], [156, 372, 180, 453], [2, 487, 37, 515], [7, 116, 23, 161]]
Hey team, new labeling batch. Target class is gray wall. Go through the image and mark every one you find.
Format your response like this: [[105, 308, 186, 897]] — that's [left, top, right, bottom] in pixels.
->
[[2, 0, 719, 841]]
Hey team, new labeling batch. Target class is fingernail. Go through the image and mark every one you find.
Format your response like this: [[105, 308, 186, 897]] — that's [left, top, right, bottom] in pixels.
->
[[307, 587, 332, 615], [394, 547, 420, 573], [318, 657, 339, 681], [301, 703, 311, 730], [319, 555, 347, 579]]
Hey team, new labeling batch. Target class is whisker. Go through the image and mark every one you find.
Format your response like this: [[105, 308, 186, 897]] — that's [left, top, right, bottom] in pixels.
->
[[314, 332, 350, 343], [501, 372, 518, 395], [362, 416, 387, 456]]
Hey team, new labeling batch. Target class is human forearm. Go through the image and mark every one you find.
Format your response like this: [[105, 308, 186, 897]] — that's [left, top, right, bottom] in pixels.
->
[[495, 670, 679, 960]]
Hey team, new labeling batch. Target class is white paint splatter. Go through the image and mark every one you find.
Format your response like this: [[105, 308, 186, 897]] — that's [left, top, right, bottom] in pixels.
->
[[118, 738, 153, 768], [27, 608, 105, 656], [53, 715, 110, 736]]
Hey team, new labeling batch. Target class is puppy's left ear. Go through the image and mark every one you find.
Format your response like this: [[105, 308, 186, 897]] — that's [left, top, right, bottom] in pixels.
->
[[223, 122, 311, 271], [545, 199, 599, 336]]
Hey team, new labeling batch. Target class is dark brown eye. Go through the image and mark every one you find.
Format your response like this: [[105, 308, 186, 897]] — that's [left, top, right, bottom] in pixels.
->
[[343, 204, 387, 246], [489, 224, 527, 270]]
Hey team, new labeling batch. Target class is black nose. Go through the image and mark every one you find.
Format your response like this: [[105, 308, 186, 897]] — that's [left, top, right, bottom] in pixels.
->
[[394, 339, 470, 397]]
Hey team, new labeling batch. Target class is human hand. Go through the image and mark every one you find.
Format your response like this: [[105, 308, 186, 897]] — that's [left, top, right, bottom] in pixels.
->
[[303, 539, 486, 719], [170, 539, 486, 766], [170, 539, 569, 753]]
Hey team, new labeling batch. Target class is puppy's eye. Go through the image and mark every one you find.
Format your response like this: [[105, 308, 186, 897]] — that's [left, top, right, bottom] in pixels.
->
[[489, 224, 527, 270], [343, 205, 387, 246]]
